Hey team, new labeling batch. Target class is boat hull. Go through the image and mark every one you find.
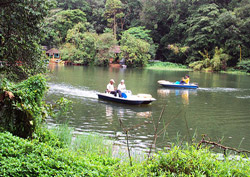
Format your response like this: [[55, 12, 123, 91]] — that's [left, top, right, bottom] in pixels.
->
[[158, 80, 198, 89], [97, 93, 155, 105]]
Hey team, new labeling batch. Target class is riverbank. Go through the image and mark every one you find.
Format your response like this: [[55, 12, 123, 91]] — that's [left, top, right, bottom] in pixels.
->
[[146, 61, 191, 71], [146, 61, 250, 75], [1, 127, 250, 176]]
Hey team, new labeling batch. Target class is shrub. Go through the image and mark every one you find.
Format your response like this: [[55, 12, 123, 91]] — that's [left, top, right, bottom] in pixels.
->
[[0, 75, 72, 138], [236, 60, 250, 73], [0, 75, 48, 138], [189, 47, 229, 71], [0, 132, 119, 176]]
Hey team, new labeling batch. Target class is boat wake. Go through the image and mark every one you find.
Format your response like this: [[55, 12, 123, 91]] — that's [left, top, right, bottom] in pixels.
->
[[199, 87, 243, 92], [236, 95, 250, 99], [199, 87, 250, 99], [48, 83, 98, 99]]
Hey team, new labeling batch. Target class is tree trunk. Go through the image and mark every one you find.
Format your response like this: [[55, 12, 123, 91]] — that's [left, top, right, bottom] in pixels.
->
[[113, 14, 117, 40]]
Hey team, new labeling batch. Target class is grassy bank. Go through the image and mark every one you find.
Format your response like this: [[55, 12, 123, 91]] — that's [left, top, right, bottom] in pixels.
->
[[146, 61, 191, 71], [1, 127, 250, 176], [146, 61, 250, 75], [221, 68, 250, 75]]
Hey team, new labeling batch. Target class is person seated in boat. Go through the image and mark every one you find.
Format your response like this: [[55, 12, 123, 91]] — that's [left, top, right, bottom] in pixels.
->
[[118, 79, 126, 91], [180, 75, 190, 84], [106, 79, 121, 97], [117, 80, 126, 98]]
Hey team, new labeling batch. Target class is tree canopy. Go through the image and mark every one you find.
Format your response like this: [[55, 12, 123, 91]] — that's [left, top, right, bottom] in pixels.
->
[[0, 0, 52, 80]]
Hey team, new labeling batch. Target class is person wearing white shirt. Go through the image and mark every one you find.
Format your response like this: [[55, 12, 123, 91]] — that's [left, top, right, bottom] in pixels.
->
[[107, 79, 115, 92], [118, 80, 126, 91], [106, 79, 119, 97]]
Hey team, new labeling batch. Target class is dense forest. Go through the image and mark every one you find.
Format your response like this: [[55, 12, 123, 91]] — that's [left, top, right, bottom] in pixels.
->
[[1, 0, 250, 80], [41, 0, 250, 69]]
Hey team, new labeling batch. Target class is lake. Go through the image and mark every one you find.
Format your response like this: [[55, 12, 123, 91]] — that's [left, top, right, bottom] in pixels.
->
[[46, 64, 250, 151]]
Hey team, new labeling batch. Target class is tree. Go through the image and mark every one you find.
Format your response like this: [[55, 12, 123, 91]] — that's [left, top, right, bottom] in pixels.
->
[[120, 0, 142, 30], [123, 26, 156, 59], [104, 0, 124, 39], [185, 3, 222, 62], [141, 0, 191, 62], [120, 33, 151, 67], [0, 0, 52, 80], [61, 31, 98, 65], [96, 33, 117, 65], [43, 9, 88, 47], [234, 0, 250, 61]]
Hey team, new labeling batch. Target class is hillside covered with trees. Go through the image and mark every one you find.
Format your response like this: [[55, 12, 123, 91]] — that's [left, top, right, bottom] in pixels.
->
[[40, 0, 250, 71]]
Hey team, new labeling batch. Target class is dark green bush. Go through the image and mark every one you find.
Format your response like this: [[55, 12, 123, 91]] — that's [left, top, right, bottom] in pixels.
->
[[0, 74, 48, 138], [0, 75, 72, 138]]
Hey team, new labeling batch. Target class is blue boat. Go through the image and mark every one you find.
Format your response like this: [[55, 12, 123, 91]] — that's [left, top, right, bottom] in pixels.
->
[[97, 93, 156, 105], [158, 80, 198, 89]]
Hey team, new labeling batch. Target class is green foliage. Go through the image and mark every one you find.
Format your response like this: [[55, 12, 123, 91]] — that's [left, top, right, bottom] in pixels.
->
[[0, 132, 119, 176], [0, 75, 72, 138], [104, 0, 124, 39], [62, 32, 98, 65], [95, 32, 117, 66], [43, 9, 88, 46], [143, 145, 250, 176], [60, 32, 117, 66], [0, 0, 52, 80], [120, 33, 151, 67], [185, 3, 221, 62], [123, 26, 157, 58], [140, 0, 250, 68], [146, 61, 189, 71], [211, 47, 230, 71], [189, 47, 229, 71], [236, 60, 250, 73], [0, 75, 48, 138], [73, 133, 113, 157], [1, 131, 250, 176], [114, 144, 250, 176], [123, 26, 152, 42]]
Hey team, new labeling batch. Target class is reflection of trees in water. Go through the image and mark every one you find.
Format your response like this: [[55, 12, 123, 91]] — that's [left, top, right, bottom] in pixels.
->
[[157, 88, 197, 105]]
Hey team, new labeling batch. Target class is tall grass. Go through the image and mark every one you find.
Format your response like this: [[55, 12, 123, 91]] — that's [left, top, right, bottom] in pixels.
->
[[72, 133, 113, 157], [50, 124, 73, 147], [50, 124, 113, 156]]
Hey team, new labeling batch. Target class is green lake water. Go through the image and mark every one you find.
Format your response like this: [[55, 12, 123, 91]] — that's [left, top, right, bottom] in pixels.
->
[[47, 64, 250, 151]]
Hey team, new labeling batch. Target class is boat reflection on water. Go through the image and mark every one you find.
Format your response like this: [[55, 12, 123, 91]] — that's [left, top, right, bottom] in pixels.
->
[[103, 101, 152, 124], [157, 88, 197, 105]]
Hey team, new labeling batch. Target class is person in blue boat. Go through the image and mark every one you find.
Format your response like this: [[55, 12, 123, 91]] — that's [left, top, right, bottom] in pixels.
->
[[180, 75, 190, 84], [106, 79, 122, 97]]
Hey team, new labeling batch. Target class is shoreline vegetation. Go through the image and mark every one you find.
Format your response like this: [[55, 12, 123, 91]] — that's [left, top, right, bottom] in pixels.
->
[[146, 61, 250, 75], [1, 125, 250, 176], [146, 61, 191, 71]]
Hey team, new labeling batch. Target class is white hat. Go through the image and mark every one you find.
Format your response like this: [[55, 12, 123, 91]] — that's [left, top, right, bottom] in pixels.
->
[[121, 79, 124, 83], [110, 79, 115, 83]]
